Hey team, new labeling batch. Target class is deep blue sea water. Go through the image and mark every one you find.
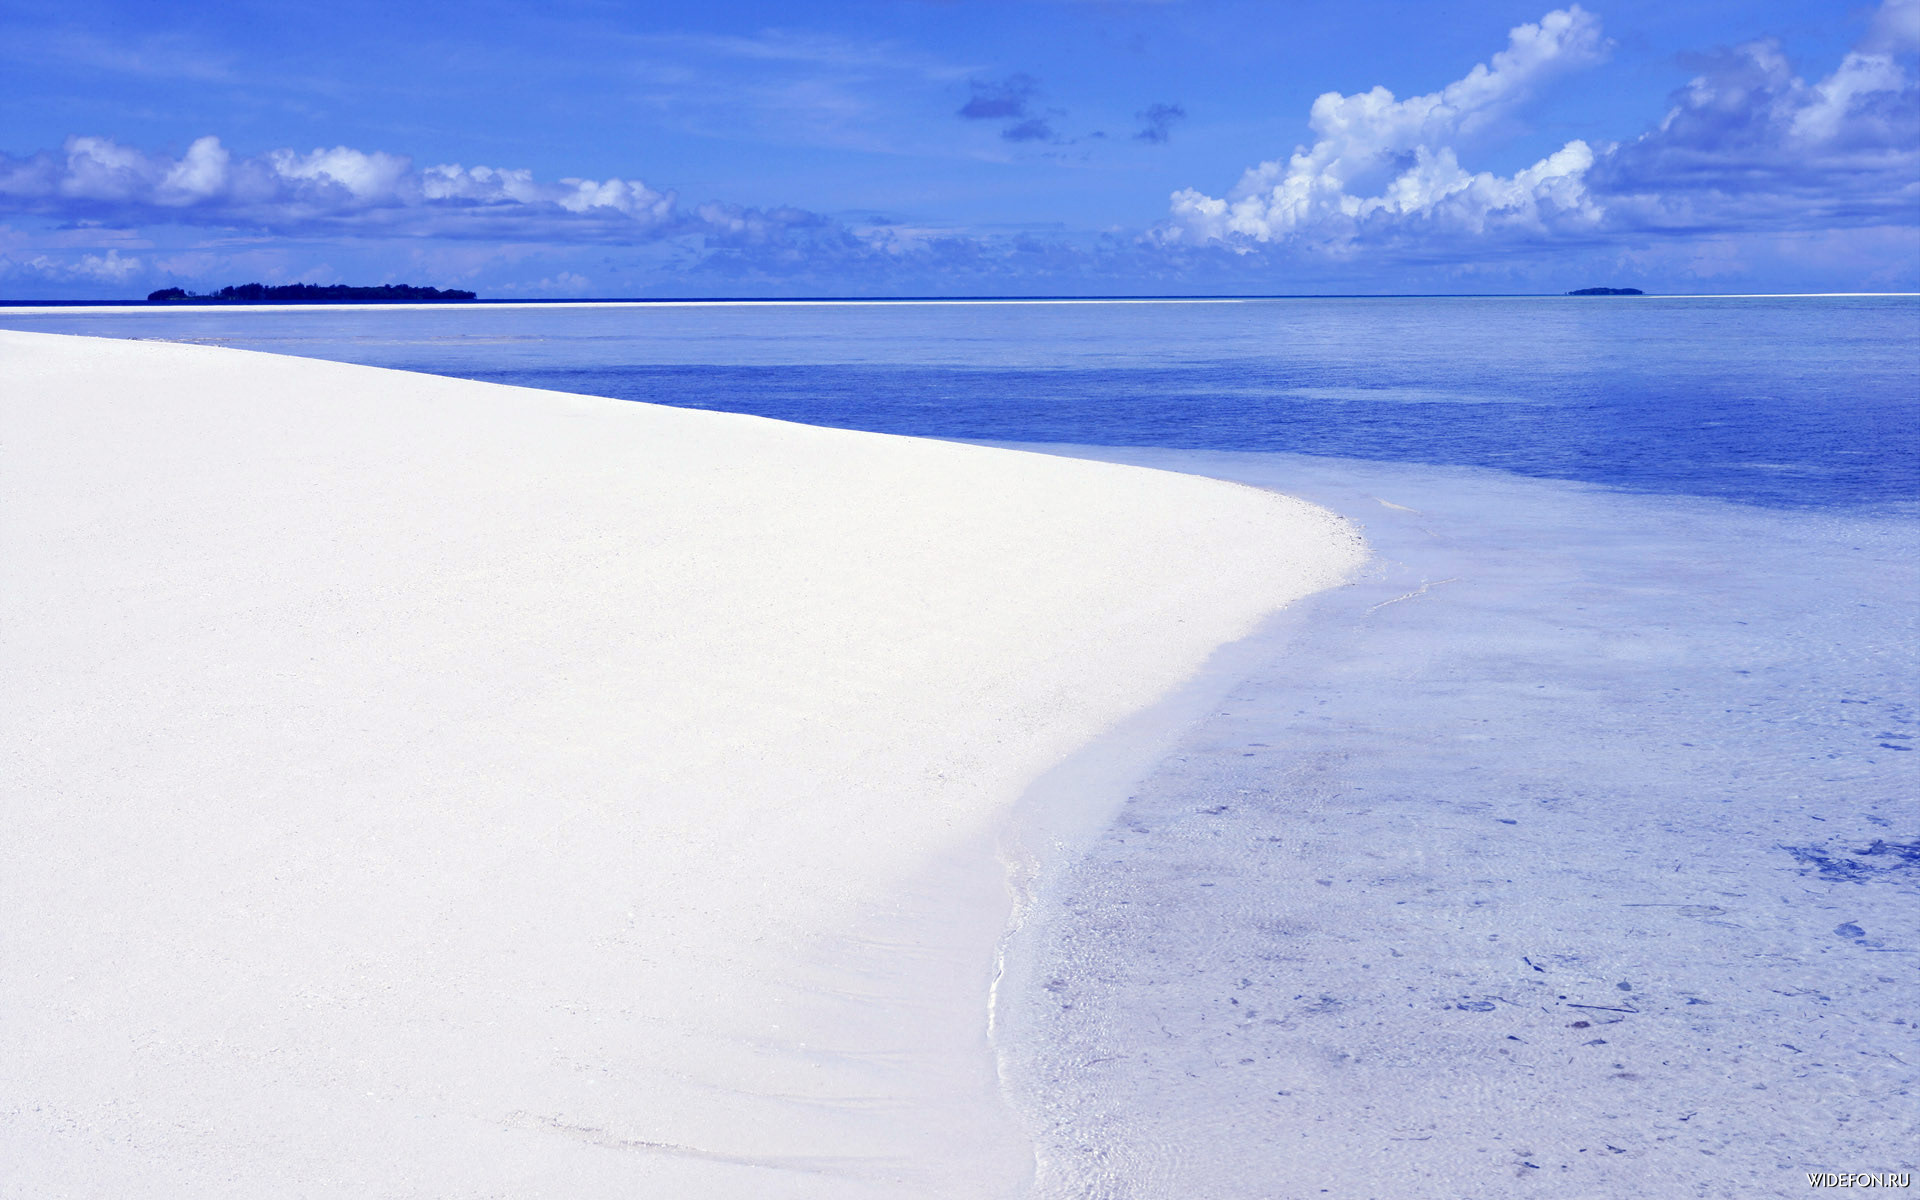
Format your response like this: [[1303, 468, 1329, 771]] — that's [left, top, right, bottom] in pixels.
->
[[3, 297, 1914, 512]]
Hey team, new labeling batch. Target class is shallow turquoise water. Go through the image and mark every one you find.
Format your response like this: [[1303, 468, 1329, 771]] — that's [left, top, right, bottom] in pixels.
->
[[991, 447, 1916, 1198]]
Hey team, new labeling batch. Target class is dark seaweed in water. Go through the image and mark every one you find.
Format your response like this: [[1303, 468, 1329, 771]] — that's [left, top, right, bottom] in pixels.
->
[[1780, 840, 1920, 883]]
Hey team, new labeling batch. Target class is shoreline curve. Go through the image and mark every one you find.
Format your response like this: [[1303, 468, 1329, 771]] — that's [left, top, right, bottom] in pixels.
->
[[1, 330, 1364, 1197]]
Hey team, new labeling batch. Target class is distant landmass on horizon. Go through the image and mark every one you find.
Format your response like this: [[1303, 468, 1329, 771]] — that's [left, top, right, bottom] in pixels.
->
[[1567, 286, 1646, 296], [148, 283, 477, 304]]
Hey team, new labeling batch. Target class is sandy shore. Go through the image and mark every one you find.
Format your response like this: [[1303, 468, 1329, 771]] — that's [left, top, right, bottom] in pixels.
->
[[0, 332, 1362, 1197]]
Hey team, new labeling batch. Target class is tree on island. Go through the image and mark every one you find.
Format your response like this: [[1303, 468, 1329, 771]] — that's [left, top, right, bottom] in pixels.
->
[[1566, 286, 1645, 296], [147, 283, 478, 303]]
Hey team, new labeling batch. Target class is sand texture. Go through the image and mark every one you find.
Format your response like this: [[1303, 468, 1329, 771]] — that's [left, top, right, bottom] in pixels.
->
[[0, 332, 1362, 1197]]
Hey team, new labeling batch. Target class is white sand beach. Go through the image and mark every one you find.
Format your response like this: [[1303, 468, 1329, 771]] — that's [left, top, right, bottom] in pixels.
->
[[0, 332, 1363, 1197]]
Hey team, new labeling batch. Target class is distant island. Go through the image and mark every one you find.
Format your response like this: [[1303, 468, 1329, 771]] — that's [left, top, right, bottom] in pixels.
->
[[1566, 286, 1645, 296], [147, 283, 478, 304]]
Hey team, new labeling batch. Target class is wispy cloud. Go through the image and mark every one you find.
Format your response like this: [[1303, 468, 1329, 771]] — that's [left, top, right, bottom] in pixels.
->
[[957, 73, 1071, 143], [1133, 103, 1186, 144], [639, 27, 968, 78], [958, 74, 1041, 121], [609, 27, 978, 158], [0, 22, 236, 84], [1001, 118, 1060, 143]]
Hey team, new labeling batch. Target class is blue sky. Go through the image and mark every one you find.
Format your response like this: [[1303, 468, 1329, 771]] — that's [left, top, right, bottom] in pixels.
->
[[2, 0, 1915, 296]]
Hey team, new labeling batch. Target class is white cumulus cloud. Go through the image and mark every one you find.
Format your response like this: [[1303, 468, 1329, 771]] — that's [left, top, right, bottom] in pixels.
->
[[262, 144, 411, 202], [1167, 6, 1610, 249], [0, 136, 680, 241], [158, 136, 230, 204], [3, 247, 144, 284], [1170, 0, 1918, 258], [1593, 0, 1920, 232]]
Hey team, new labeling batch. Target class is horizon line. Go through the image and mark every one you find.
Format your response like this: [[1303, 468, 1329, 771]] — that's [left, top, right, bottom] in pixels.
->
[[3, 291, 1917, 313]]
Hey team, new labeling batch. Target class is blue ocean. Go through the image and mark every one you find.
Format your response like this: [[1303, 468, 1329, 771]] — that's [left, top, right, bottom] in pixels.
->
[[4, 296, 1915, 511], [5, 298, 1916, 1195]]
